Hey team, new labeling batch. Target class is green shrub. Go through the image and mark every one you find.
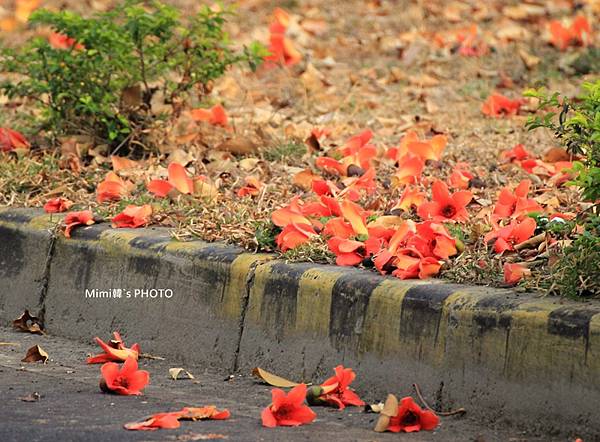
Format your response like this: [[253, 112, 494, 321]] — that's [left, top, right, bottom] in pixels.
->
[[526, 82, 600, 297], [0, 0, 265, 148]]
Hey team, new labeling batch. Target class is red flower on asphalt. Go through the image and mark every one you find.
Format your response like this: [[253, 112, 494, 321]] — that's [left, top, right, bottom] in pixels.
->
[[417, 180, 472, 222], [481, 93, 524, 117], [0, 127, 29, 152], [100, 357, 149, 396], [503, 263, 531, 285], [64, 210, 95, 238], [124, 406, 230, 431], [87, 331, 141, 364], [314, 365, 365, 410], [112, 205, 153, 229], [124, 412, 183, 431], [387, 397, 439, 433], [43, 197, 72, 213], [261, 384, 316, 428], [484, 217, 537, 254]]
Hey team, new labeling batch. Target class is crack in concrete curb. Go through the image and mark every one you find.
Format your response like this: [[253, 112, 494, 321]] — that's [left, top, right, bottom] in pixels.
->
[[232, 260, 261, 373], [37, 227, 58, 327]]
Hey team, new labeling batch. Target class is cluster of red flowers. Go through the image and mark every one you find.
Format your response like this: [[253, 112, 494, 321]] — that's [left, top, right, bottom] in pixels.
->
[[272, 129, 470, 280], [84, 332, 439, 434], [549, 15, 592, 50]]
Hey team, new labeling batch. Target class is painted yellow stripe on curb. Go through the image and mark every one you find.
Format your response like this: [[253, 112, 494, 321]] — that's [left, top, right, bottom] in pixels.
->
[[245, 261, 276, 324], [295, 268, 345, 337], [359, 279, 422, 356], [221, 253, 272, 319]]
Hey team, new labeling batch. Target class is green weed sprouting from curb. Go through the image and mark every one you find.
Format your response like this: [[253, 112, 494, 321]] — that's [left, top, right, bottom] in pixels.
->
[[0, 0, 266, 149]]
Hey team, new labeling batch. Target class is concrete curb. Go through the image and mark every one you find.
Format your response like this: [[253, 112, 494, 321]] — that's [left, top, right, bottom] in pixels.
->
[[0, 208, 599, 437]]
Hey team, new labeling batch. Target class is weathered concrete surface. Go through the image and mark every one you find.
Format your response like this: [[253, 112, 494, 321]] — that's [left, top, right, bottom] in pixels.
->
[[1, 328, 559, 442], [0, 207, 599, 439]]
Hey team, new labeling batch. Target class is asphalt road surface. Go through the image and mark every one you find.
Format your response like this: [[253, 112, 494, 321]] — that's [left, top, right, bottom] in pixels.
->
[[0, 328, 563, 442]]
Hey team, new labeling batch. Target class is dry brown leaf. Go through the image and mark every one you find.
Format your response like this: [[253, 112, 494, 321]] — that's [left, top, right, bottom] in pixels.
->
[[216, 137, 258, 155], [22, 345, 49, 363], [543, 147, 570, 163], [169, 367, 195, 380], [408, 74, 439, 87], [12, 310, 44, 335], [111, 155, 141, 171], [252, 367, 301, 388], [519, 49, 541, 70], [374, 394, 398, 432]]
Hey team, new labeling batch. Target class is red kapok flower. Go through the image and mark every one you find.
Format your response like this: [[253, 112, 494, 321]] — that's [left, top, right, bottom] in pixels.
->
[[387, 397, 439, 433], [64, 210, 95, 238], [484, 217, 537, 254], [124, 412, 183, 431], [417, 180, 472, 222], [503, 262, 531, 285], [481, 93, 524, 117], [448, 163, 473, 190], [48, 32, 84, 50], [100, 357, 149, 396], [147, 162, 194, 197], [43, 197, 73, 213], [96, 172, 131, 203], [261, 384, 316, 428], [265, 22, 302, 66], [190, 104, 228, 127], [392, 187, 426, 213], [392, 155, 425, 187], [493, 180, 542, 220], [502, 143, 532, 162], [550, 16, 592, 50], [308, 365, 365, 410], [87, 331, 141, 364], [237, 176, 263, 197], [111, 205, 153, 229], [276, 223, 317, 252], [0, 127, 30, 152], [327, 237, 364, 266]]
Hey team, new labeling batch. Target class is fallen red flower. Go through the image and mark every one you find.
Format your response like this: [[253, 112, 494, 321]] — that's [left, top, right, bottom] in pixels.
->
[[392, 187, 426, 213], [64, 210, 95, 238], [0, 127, 30, 152], [190, 104, 228, 127], [417, 180, 472, 222], [124, 412, 182, 431], [237, 176, 263, 197], [276, 222, 317, 252], [311, 365, 365, 410], [261, 384, 316, 428], [124, 406, 230, 431], [87, 331, 141, 364], [112, 205, 153, 229], [96, 172, 131, 203], [481, 93, 524, 117], [386, 396, 439, 433], [502, 143, 532, 162], [503, 262, 531, 285], [43, 197, 72, 214], [493, 180, 542, 220], [147, 162, 194, 197], [484, 217, 537, 254], [550, 16, 592, 51], [100, 357, 149, 396]]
